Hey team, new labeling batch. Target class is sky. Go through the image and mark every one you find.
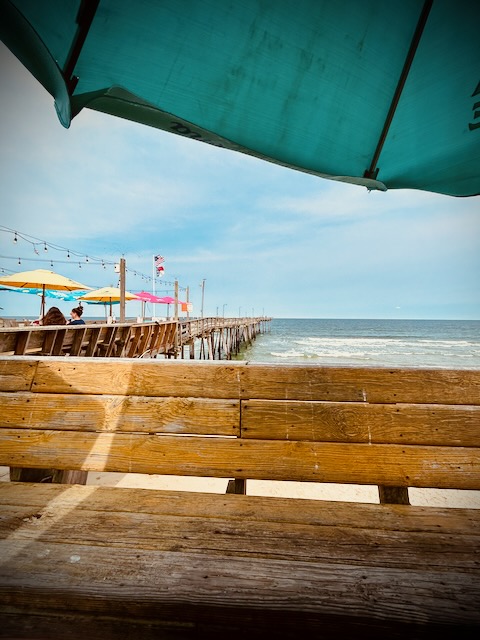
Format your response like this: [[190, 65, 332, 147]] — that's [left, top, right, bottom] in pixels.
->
[[1, 41, 479, 320]]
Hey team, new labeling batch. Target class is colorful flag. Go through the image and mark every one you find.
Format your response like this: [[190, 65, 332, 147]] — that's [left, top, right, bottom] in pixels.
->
[[154, 255, 165, 276]]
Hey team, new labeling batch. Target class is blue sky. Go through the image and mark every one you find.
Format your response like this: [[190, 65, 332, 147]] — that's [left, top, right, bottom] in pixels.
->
[[1, 42, 479, 320]]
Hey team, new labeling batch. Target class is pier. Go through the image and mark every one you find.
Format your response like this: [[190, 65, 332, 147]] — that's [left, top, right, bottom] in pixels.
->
[[0, 317, 271, 360], [179, 316, 270, 359]]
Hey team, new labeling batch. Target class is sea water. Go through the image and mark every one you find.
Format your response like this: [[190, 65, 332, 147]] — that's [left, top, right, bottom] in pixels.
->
[[240, 318, 480, 368]]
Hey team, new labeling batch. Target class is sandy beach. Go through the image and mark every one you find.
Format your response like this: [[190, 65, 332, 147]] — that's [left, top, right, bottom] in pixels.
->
[[2, 466, 479, 508]]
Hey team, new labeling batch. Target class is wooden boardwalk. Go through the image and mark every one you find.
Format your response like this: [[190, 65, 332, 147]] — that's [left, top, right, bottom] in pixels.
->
[[179, 317, 270, 359], [0, 317, 270, 360]]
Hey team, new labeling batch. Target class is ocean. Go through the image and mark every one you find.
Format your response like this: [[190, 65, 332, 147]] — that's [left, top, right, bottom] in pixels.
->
[[240, 318, 480, 368]]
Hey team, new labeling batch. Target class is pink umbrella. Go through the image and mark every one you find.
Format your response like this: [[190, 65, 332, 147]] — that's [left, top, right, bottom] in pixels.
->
[[157, 295, 186, 319], [134, 291, 167, 320], [135, 291, 166, 303], [134, 292, 185, 319]]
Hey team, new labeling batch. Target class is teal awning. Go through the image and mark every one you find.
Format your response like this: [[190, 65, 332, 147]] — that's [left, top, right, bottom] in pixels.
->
[[1, 0, 479, 196]]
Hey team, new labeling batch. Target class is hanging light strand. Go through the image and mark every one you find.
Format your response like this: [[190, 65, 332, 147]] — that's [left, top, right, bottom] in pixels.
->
[[0, 226, 157, 284]]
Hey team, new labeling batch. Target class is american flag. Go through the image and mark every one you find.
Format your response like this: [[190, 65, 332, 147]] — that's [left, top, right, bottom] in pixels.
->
[[154, 254, 165, 276]]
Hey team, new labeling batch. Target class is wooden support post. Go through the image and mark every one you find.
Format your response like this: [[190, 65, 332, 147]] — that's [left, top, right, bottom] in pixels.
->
[[207, 333, 214, 360], [10, 468, 88, 485], [378, 486, 410, 504], [119, 257, 126, 323], [226, 479, 247, 495]]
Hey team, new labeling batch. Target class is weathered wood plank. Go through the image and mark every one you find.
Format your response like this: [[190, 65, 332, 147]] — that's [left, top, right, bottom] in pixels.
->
[[241, 365, 480, 404], [27, 358, 247, 397], [144, 324, 161, 357], [83, 327, 102, 357], [1, 534, 478, 628], [2, 483, 478, 536], [52, 329, 68, 356], [241, 400, 480, 446], [0, 392, 239, 435], [1, 431, 479, 489], [14, 331, 33, 355], [1, 606, 476, 640], [0, 610, 205, 640], [41, 329, 58, 356], [7, 357, 477, 402], [97, 326, 117, 357], [0, 332, 17, 354], [1, 490, 478, 570], [0, 359, 37, 391], [69, 328, 87, 356]]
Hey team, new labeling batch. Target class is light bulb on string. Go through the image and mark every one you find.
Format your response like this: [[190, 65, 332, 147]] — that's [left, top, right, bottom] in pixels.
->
[[78, 263, 82, 269], [13, 232, 17, 243], [44, 243, 48, 253], [85, 256, 89, 262], [18, 258, 21, 265], [67, 250, 70, 259]]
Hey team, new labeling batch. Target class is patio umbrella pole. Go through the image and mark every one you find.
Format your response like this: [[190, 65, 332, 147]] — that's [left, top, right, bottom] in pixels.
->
[[41, 284, 46, 318]]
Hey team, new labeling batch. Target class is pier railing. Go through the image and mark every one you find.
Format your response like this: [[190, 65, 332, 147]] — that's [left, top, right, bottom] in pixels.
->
[[0, 317, 271, 359]]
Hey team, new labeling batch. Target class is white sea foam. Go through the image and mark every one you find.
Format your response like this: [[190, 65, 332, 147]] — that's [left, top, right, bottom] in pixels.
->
[[242, 319, 480, 368]]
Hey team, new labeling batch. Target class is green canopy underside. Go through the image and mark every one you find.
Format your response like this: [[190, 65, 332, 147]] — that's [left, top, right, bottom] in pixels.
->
[[1, 0, 479, 196]]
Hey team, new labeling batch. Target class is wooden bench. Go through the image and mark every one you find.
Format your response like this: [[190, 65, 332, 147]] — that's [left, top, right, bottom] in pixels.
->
[[0, 321, 178, 359], [0, 356, 479, 638]]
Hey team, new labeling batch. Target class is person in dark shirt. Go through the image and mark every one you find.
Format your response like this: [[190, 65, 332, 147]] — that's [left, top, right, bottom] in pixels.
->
[[68, 305, 85, 325]]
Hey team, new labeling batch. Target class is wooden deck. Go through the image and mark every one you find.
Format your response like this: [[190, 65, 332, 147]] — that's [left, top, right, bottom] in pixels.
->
[[0, 357, 479, 638], [0, 317, 270, 360]]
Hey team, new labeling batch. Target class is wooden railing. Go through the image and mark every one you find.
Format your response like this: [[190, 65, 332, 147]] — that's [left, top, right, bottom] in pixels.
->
[[0, 322, 177, 358], [0, 317, 271, 359]]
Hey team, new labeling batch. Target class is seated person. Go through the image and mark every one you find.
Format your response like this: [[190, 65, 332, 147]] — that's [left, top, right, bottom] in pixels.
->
[[68, 305, 85, 325], [41, 306, 67, 326]]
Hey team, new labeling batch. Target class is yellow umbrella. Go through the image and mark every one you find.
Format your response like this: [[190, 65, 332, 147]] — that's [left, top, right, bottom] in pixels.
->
[[78, 286, 139, 317], [0, 268, 92, 317]]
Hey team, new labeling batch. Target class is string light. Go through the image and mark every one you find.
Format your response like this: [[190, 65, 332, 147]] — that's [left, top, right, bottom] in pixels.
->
[[0, 226, 183, 287]]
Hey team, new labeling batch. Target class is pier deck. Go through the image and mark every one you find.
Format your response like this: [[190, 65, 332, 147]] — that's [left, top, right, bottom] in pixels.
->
[[0, 317, 271, 360]]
